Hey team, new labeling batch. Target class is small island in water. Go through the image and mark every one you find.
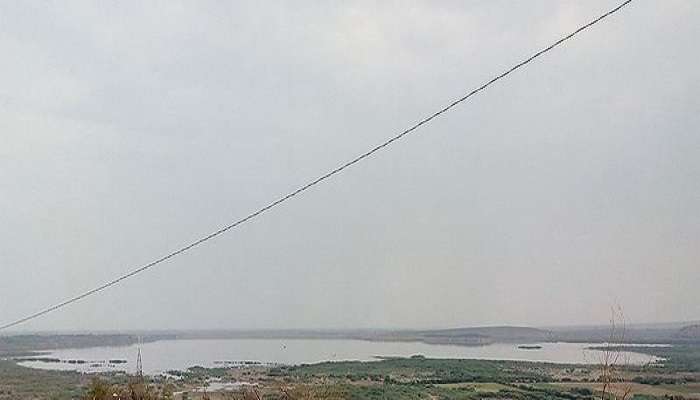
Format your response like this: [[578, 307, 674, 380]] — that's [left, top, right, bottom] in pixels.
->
[[517, 345, 543, 350]]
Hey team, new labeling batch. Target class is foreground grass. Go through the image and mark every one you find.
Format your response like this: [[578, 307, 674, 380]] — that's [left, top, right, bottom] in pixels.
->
[[544, 382, 700, 399], [0, 359, 84, 400]]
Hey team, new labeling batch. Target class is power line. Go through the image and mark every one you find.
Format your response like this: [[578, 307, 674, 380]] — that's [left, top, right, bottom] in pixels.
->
[[0, 0, 634, 332]]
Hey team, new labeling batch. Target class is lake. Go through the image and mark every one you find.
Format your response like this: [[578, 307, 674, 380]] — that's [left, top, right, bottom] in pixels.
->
[[17, 338, 662, 375]]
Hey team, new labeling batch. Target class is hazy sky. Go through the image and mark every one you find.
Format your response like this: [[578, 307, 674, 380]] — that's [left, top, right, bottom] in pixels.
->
[[1, 1, 698, 332]]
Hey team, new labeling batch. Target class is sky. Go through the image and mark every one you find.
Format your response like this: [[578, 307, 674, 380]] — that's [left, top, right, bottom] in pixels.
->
[[0, 1, 698, 332]]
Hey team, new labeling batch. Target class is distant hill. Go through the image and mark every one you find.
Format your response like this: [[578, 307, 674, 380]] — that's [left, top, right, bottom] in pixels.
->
[[677, 325, 700, 340], [419, 326, 551, 343], [4, 321, 698, 354], [368, 326, 552, 346], [548, 322, 700, 344], [174, 326, 553, 346], [0, 334, 174, 356]]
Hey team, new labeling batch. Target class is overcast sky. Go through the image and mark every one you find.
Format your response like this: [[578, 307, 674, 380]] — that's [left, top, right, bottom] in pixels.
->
[[0, 1, 698, 332]]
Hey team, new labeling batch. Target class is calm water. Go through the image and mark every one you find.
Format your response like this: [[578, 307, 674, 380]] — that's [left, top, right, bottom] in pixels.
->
[[18, 339, 661, 375]]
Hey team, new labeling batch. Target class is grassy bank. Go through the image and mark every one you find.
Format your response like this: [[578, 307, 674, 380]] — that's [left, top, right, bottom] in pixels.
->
[[0, 359, 84, 400]]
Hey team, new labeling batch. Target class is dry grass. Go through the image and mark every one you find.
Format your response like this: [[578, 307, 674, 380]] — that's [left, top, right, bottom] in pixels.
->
[[553, 382, 700, 399]]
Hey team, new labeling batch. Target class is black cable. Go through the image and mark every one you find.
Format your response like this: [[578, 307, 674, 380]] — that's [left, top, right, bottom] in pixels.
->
[[0, 0, 634, 331]]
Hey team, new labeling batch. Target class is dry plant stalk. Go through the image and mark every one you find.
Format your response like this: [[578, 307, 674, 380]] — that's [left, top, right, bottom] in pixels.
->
[[598, 305, 633, 400]]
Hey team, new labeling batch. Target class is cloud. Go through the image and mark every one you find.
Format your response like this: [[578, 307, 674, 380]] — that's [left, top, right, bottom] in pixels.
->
[[0, 1, 698, 331]]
